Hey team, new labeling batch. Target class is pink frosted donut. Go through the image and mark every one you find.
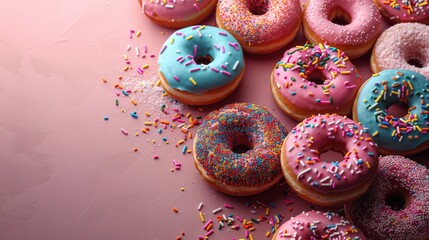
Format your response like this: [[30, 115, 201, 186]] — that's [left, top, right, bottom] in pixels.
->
[[271, 43, 363, 121], [280, 114, 379, 207], [216, 0, 302, 54], [272, 210, 367, 239], [303, 0, 382, 59], [374, 0, 429, 24], [345, 155, 429, 240], [139, 0, 217, 28], [371, 23, 429, 78]]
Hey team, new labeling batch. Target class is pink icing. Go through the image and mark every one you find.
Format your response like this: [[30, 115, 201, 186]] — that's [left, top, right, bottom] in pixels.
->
[[372, 22, 429, 78], [282, 114, 378, 193], [273, 44, 362, 114], [142, 0, 214, 21], [304, 0, 381, 46], [376, 0, 429, 23], [217, 0, 301, 44], [274, 210, 367, 239]]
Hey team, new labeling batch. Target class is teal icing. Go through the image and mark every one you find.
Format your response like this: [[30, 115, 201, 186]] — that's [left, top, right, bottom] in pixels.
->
[[355, 69, 429, 151], [158, 25, 244, 94]]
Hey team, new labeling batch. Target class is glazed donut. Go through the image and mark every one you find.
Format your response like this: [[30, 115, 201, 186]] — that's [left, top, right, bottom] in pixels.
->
[[302, 0, 382, 59], [139, 0, 217, 28], [371, 23, 429, 78], [271, 43, 363, 121], [373, 0, 429, 24], [280, 114, 378, 207], [345, 155, 429, 240], [353, 69, 429, 155], [193, 103, 288, 196], [216, 0, 301, 54], [272, 210, 367, 239], [158, 25, 245, 105]]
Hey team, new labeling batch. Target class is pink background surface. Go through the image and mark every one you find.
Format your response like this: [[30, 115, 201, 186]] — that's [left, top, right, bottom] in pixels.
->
[[1, 1, 427, 239]]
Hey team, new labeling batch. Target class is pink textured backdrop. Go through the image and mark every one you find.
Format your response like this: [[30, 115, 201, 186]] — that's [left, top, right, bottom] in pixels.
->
[[0, 0, 427, 239]]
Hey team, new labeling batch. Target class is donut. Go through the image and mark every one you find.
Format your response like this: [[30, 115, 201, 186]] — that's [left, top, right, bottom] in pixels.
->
[[373, 0, 429, 24], [216, 0, 302, 54], [345, 155, 429, 240], [353, 69, 429, 155], [193, 103, 288, 196], [138, 0, 217, 28], [280, 114, 378, 207], [272, 210, 367, 239], [271, 43, 363, 121], [158, 25, 245, 105], [371, 23, 429, 78], [302, 0, 382, 59]]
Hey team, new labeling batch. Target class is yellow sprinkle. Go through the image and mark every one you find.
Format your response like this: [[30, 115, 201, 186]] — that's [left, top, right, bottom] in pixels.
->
[[123, 54, 128, 60], [136, 30, 141, 37], [177, 140, 185, 145], [318, 43, 324, 50], [340, 71, 351, 75], [156, 79, 161, 86], [199, 25, 206, 30], [199, 211, 205, 223], [266, 231, 271, 237], [249, 234, 254, 240], [407, 81, 413, 90], [123, 66, 129, 71], [131, 99, 137, 105], [365, 161, 371, 169], [162, 92, 168, 97], [144, 122, 153, 126], [189, 77, 197, 85], [416, 125, 422, 132], [372, 131, 379, 137], [142, 64, 149, 69], [170, 37, 174, 44], [186, 35, 193, 40], [265, 208, 269, 216], [372, 73, 380, 77], [392, 129, 397, 137]]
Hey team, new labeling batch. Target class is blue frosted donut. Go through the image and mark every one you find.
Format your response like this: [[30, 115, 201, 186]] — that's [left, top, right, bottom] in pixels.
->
[[193, 103, 288, 196], [158, 25, 245, 105], [353, 69, 429, 155]]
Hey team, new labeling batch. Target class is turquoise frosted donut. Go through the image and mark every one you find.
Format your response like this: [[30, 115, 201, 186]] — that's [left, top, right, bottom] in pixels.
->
[[353, 69, 429, 155], [158, 25, 245, 105]]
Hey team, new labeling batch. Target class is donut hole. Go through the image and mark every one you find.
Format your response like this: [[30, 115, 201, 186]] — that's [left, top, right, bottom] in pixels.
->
[[307, 69, 326, 85], [231, 133, 254, 154], [328, 6, 352, 26], [406, 58, 424, 68], [245, 0, 269, 15], [386, 102, 409, 118], [319, 149, 345, 163], [195, 54, 213, 65], [385, 189, 409, 211]]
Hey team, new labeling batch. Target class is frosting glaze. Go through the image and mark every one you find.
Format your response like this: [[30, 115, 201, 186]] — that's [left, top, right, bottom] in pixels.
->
[[194, 103, 287, 189], [273, 210, 366, 239], [282, 114, 378, 193], [216, 0, 301, 45], [141, 0, 215, 22], [272, 43, 362, 117], [158, 25, 244, 94], [371, 23, 429, 78], [303, 0, 381, 46], [354, 69, 429, 154], [375, 0, 429, 23], [345, 155, 429, 240]]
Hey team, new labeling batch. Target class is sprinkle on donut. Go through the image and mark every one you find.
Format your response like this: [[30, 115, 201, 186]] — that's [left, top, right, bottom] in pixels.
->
[[374, 0, 429, 24], [345, 155, 429, 240]]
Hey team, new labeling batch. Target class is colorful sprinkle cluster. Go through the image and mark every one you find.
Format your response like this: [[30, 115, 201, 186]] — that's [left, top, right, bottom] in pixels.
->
[[274, 210, 366, 239], [195, 103, 288, 188], [346, 155, 429, 240], [284, 114, 378, 191], [273, 43, 361, 107], [355, 69, 429, 153], [381, 0, 428, 17]]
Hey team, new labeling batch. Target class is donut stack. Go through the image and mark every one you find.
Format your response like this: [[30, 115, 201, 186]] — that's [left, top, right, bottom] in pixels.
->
[[141, 0, 429, 239]]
